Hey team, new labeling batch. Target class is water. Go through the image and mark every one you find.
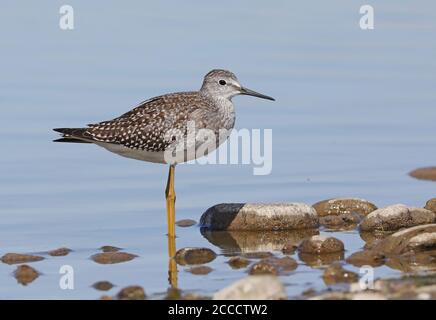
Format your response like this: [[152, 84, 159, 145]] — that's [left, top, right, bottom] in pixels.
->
[[0, 1, 435, 299]]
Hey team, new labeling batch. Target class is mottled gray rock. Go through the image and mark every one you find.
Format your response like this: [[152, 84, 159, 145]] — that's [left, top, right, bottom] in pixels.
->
[[425, 198, 436, 214], [360, 204, 435, 232], [175, 247, 216, 266], [298, 235, 344, 254], [213, 275, 286, 300], [313, 198, 377, 217], [200, 203, 319, 231]]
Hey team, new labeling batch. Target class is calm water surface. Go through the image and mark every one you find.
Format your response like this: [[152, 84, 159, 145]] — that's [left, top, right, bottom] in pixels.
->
[[0, 1, 435, 299]]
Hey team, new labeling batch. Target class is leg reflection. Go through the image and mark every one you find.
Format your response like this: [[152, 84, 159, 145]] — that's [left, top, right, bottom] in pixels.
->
[[168, 232, 178, 288]]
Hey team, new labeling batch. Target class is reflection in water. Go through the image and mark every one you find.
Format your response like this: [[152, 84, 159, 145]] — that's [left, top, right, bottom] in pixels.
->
[[167, 235, 178, 289], [298, 252, 344, 268], [200, 228, 318, 255], [386, 250, 436, 273]]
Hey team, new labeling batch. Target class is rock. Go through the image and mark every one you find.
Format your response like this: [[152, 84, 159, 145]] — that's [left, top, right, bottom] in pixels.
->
[[200, 203, 319, 231], [100, 295, 113, 300], [249, 259, 278, 275], [117, 286, 146, 300], [213, 275, 286, 300], [299, 252, 344, 267], [176, 219, 197, 227], [410, 167, 436, 181], [48, 247, 72, 257], [201, 229, 318, 254], [360, 231, 390, 250], [186, 266, 213, 275], [319, 214, 361, 230], [14, 265, 40, 285], [360, 204, 435, 232], [298, 235, 344, 254], [386, 250, 436, 273], [271, 256, 298, 273], [282, 243, 298, 255], [100, 245, 122, 253], [1, 253, 44, 265], [372, 224, 436, 255], [175, 247, 216, 266], [227, 257, 250, 269], [346, 250, 385, 267], [91, 252, 137, 264], [313, 198, 377, 217], [92, 281, 115, 291], [242, 252, 274, 259], [425, 199, 436, 213], [322, 263, 359, 285], [249, 256, 298, 276]]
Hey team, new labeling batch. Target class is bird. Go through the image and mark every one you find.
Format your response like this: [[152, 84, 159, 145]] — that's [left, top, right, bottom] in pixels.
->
[[53, 69, 274, 243]]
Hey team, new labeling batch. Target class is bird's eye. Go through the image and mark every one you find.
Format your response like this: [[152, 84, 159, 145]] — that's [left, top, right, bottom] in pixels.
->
[[219, 80, 226, 85]]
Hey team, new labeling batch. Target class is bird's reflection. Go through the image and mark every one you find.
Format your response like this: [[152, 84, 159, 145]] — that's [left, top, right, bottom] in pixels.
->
[[200, 228, 319, 255], [167, 235, 178, 289]]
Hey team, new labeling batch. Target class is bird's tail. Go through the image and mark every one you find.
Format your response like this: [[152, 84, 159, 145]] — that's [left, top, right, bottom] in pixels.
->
[[53, 128, 92, 143]]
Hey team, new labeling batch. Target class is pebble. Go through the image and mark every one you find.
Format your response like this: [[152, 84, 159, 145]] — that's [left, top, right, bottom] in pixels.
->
[[313, 198, 377, 217], [227, 257, 250, 269], [1, 253, 44, 265], [14, 265, 40, 285], [48, 247, 72, 257], [100, 246, 122, 253], [176, 219, 197, 227], [117, 286, 146, 300], [174, 247, 217, 266], [409, 167, 436, 181], [322, 263, 359, 285], [425, 198, 436, 213], [92, 281, 115, 291], [186, 266, 213, 275], [298, 235, 344, 254], [91, 252, 137, 264], [213, 275, 286, 300], [345, 250, 385, 267], [200, 203, 319, 231], [360, 204, 435, 232]]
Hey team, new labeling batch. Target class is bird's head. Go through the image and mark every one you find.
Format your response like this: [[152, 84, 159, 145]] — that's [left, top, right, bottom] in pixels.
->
[[200, 69, 275, 101]]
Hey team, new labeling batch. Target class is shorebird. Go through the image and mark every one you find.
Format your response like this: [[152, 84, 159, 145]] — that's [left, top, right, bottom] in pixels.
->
[[54, 69, 274, 242]]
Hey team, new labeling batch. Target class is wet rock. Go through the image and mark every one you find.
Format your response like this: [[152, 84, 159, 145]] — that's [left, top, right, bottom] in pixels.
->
[[100, 245, 122, 253], [271, 256, 298, 273], [319, 214, 361, 230], [360, 204, 435, 232], [313, 198, 377, 217], [14, 265, 40, 285], [249, 259, 278, 275], [213, 275, 286, 300], [201, 229, 318, 255], [186, 266, 213, 275], [200, 203, 319, 231], [227, 257, 250, 269], [176, 219, 197, 227], [91, 252, 137, 264], [346, 250, 385, 267], [92, 281, 115, 291], [282, 243, 298, 255], [322, 263, 359, 285], [386, 250, 436, 273], [1, 253, 44, 265], [425, 198, 436, 213], [360, 231, 390, 250], [409, 167, 436, 181], [298, 235, 344, 254], [117, 286, 146, 300], [175, 247, 216, 266], [299, 252, 344, 268], [48, 247, 72, 257], [372, 224, 436, 255]]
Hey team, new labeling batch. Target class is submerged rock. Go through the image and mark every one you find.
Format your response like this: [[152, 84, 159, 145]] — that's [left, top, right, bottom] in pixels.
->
[[100, 245, 122, 253], [298, 235, 344, 254], [1, 253, 44, 265], [117, 286, 146, 300], [186, 266, 213, 275], [14, 265, 40, 285], [176, 219, 197, 227], [200, 203, 319, 231], [425, 198, 436, 213], [48, 247, 72, 257], [91, 252, 137, 264], [175, 247, 216, 266], [249, 259, 278, 275], [386, 250, 436, 273], [360, 204, 435, 232], [227, 257, 251, 269], [213, 275, 286, 300], [249, 257, 297, 275], [345, 250, 385, 267], [322, 263, 359, 285], [92, 281, 115, 291], [313, 198, 377, 217], [372, 224, 436, 255], [299, 252, 344, 268], [409, 167, 436, 181]]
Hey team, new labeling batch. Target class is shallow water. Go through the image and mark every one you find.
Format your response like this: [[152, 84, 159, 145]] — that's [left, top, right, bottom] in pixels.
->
[[0, 1, 436, 299]]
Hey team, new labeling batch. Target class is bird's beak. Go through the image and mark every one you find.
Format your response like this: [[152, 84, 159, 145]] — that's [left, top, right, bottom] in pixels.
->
[[240, 87, 275, 101]]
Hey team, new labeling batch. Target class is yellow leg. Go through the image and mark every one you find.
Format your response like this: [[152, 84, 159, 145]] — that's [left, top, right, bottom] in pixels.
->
[[165, 164, 176, 239], [165, 165, 177, 288]]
